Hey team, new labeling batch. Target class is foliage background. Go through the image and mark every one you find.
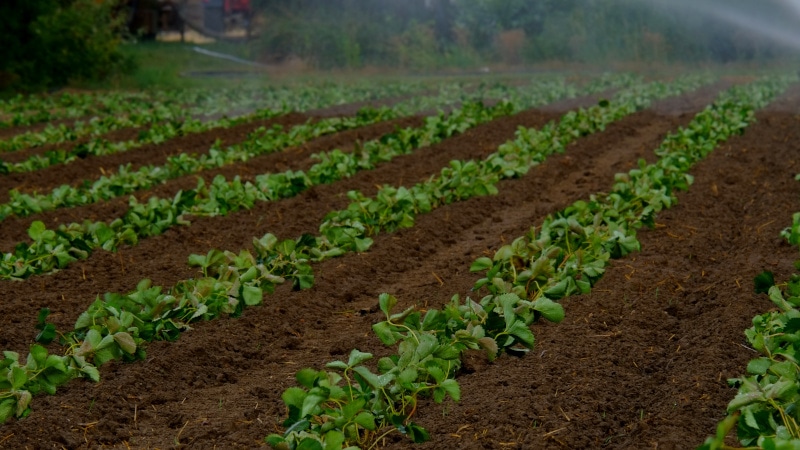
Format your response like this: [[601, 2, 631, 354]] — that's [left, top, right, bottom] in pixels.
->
[[1, 0, 797, 92], [0, 0, 133, 92], [251, 0, 798, 69]]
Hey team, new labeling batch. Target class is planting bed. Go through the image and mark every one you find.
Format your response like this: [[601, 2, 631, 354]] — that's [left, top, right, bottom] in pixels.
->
[[1, 77, 799, 449]]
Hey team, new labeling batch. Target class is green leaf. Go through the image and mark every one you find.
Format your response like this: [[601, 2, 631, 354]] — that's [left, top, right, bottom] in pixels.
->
[[9, 366, 27, 390], [30, 345, 48, 368], [265, 434, 287, 449], [354, 237, 373, 253], [398, 368, 418, 386], [240, 266, 258, 283], [282, 387, 307, 410], [295, 274, 315, 291], [378, 293, 398, 318], [323, 430, 345, 450], [469, 257, 493, 272], [112, 332, 137, 354], [406, 422, 430, 443], [493, 245, 514, 262], [93, 346, 118, 366], [532, 297, 565, 323], [372, 322, 398, 346], [341, 398, 365, 420], [296, 438, 324, 450], [754, 271, 776, 294], [296, 368, 319, 388], [34, 323, 56, 345], [769, 285, 793, 312], [426, 365, 445, 384], [301, 393, 327, 418], [95, 334, 116, 351], [27, 221, 46, 241], [507, 321, 535, 348], [82, 328, 103, 352], [769, 360, 797, 379], [346, 350, 373, 367], [44, 355, 67, 372], [727, 391, 766, 412], [39, 379, 57, 396], [187, 253, 207, 267], [354, 411, 376, 431], [497, 293, 519, 330], [414, 334, 439, 361], [81, 364, 100, 382], [353, 366, 390, 389], [0, 399, 14, 423], [325, 361, 349, 371], [746, 358, 771, 375], [34, 308, 55, 345], [74, 311, 92, 330], [242, 285, 263, 306], [440, 379, 461, 402]]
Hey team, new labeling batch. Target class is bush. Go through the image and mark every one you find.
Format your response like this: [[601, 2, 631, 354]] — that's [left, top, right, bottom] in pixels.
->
[[0, 0, 134, 92]]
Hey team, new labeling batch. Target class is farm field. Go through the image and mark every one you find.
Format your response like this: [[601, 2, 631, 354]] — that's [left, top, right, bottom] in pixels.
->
[[1, 73, 800, 449]]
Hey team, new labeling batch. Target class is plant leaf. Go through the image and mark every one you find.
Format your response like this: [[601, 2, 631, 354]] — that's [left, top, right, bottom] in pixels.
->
[[440, 379, 461, 402], [242, 285, 263, 306], [754, 271, 775, 294], [532, 297, 565, 323]]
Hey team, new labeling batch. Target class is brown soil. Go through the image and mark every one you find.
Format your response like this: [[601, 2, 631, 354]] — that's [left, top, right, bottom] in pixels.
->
[[2, 85, 797, 450]]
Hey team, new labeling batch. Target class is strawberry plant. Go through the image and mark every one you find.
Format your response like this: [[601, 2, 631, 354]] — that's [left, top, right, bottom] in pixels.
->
[[0, 74, 654, 422], [270, 76, 791, 448], [0, 74, 620, 279], [0, 73, 702, 426], [0, 82, 430, 154]]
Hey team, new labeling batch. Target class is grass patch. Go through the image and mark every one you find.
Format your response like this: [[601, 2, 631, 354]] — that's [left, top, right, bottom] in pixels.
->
[[75, 41, 267, 91]]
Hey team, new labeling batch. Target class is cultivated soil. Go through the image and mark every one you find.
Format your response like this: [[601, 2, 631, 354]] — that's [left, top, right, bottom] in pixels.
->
[[1, 81, 799, 449]]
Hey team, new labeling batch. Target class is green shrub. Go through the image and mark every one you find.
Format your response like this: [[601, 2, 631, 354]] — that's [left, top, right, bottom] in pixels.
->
[[0, 0, 134, 92]]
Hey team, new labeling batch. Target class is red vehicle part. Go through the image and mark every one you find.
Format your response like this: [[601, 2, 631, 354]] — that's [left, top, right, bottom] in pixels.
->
[[224, 0, 250, 14]]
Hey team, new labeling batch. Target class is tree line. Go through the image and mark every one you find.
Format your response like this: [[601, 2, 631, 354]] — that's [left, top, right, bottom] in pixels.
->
[[252, 0, 794, 68]]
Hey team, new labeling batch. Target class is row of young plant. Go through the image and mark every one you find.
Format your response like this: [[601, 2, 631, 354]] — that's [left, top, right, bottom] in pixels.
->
[[0, 74, 636, 280], [0, 76, 596, 176], [0, 81, 494, 218], [0, 75, 615, 122], [0, 84, 355, 127], [266, 75, 794, 449], [0, 86, 287, 116], [0, 75, 705, 424], [0, 81, 433, 154], [0, 91, 152, 126], [699, 190, 800, 447], [0, 88, 298, 129], [0, 86, 454, 175], [1, 93, 142, 129], [0, 94, 264, 153]]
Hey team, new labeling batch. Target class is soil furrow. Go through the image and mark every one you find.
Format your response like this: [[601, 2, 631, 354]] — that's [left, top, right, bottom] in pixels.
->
[[0, 105, 707, 448]]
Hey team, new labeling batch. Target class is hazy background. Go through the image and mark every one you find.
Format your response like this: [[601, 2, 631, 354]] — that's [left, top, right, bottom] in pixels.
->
[[2, 0, 799, 91], [246, 0, 800, 69]]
